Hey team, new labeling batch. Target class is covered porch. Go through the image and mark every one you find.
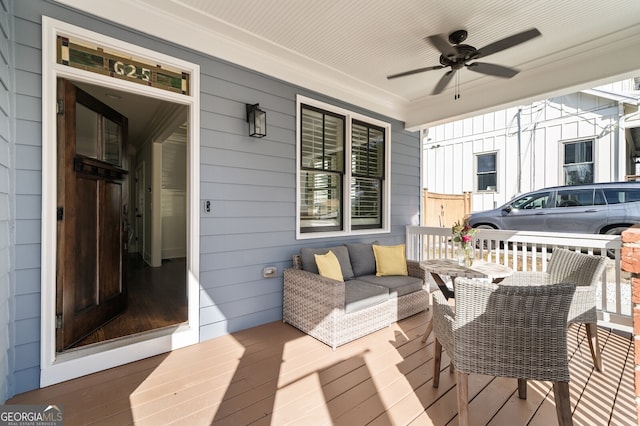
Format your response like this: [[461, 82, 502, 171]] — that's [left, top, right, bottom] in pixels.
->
[[4, 1, 640, 418], [8, 311, 633, 425]]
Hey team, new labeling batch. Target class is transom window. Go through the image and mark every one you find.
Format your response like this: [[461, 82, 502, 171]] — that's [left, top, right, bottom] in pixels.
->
[[297, 96, 389, 237], [476, 152, 497, 192], [563, 139, 593, 185]]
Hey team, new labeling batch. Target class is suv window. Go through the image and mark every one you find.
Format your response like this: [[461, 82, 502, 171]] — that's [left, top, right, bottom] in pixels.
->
[[603, 188, 640, 204], [594, 189, 607, 205], [555, 189, 594, 207], [512, 192, 551, 210]]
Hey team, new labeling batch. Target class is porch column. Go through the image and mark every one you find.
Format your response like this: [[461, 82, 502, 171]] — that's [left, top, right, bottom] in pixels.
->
[[621, 225, 640, 424]]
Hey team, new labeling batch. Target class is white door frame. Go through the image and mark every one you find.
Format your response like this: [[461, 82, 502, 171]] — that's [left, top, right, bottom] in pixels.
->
[[40, 17, 201, 386]]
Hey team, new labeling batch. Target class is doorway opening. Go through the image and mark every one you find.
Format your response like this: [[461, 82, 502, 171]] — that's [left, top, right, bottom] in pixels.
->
[[42, 16, 200, 387], [56, 79, 189, 351]]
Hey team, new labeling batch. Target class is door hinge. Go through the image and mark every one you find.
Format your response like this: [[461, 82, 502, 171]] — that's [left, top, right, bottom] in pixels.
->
[[55, 314, 62, 329], [56, 99, 64, 115], [57, 207, 63, 221]]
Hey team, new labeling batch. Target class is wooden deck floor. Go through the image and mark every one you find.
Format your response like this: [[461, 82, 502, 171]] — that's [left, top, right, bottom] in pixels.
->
[[8, 311, 635, 425]]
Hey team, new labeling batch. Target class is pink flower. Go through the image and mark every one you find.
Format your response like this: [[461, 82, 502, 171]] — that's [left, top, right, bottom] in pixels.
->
[[451, 218, 477, 244]]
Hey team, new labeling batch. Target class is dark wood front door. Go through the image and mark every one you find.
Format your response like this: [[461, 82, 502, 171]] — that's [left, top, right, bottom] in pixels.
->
[[56, 79, 129, 351]]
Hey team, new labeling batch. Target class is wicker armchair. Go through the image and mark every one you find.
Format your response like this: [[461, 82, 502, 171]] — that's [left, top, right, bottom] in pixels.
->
[[499, 248, 608, 371], [432, 278, 576, 426]]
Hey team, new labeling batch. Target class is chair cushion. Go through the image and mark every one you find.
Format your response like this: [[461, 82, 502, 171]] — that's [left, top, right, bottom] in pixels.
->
[[345, 241, 378, 277], [300, 246, 355, 280], [314, 251, 343, 281], [356, 274, 424, 298], [344, 280, 389, 313], [372, 244, 408, 276]]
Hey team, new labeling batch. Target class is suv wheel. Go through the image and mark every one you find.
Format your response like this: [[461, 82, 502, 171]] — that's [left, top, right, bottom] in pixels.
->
[[474, 225, 499, 250], [604, 227, 628, 258]]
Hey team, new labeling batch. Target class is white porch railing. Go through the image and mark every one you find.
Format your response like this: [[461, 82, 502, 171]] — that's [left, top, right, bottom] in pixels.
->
[[406, 226, 630, 332]]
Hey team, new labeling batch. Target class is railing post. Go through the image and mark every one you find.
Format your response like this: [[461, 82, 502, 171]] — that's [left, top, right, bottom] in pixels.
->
[[621, 225, 640, 424]]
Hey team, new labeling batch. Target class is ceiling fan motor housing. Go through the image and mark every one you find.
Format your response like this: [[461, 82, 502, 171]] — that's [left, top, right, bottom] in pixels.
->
[[448, 29, 468, 45], [439, 44, 477, 67]]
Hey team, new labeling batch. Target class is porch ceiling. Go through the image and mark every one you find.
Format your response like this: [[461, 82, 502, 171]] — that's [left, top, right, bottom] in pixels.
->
[[55, 0, 640, 130]]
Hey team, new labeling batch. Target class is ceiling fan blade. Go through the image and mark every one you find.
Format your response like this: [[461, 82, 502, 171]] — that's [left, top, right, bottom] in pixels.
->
[[387, 65, 444, 79], [474, 28, 541, 59], [426, 34, 457, 58], [432, 69, 456, 95], [466, 62, 519, 78]]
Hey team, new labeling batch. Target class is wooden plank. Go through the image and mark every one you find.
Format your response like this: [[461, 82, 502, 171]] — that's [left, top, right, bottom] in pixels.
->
[[487, 379, 552, 426], [572, 329, 628, 424], [371, 352, 456, 426], [610, 330, 635, 426], [527, 324, 588, 426], [405, 374, 494, 425], [330, 342, 439, 424], [271, 317, 431, 424], [6, 315, 634, 426], [466, 376, 518, 426]]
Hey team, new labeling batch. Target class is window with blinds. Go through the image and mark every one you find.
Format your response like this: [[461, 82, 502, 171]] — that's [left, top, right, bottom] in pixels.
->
[[300, 105, 345, 232], [298, 99, 389, 236], [351, 121, 384, 229]]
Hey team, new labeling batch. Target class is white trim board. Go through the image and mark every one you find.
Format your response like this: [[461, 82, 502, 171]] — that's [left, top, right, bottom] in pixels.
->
[[40, 17, 201, 387]]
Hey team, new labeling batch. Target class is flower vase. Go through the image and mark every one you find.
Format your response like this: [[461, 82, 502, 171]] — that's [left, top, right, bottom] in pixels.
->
[[457, 242, 475, 267]]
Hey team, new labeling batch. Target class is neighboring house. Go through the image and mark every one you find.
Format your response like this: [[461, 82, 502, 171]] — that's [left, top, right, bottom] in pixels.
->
[[0, 2, 423, 398], [423, 78, 640, 213]]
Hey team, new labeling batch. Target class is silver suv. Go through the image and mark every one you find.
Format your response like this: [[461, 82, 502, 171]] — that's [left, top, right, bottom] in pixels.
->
[[467, 182, 640, 236]]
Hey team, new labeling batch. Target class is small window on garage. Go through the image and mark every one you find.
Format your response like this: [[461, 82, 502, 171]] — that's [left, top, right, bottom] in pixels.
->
[[563, 139, 593, 185], [476, 152, 497, 192]]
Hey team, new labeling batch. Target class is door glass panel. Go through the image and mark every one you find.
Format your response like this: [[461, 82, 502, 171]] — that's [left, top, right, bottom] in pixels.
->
[[103, 117, 121, 166], [76, 103, 98, 158]]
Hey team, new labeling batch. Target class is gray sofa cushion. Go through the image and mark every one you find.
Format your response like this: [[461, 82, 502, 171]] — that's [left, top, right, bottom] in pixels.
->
[[345, 241, 378, 277], [300, 246, 355, 280], [344, 279, 389, 313], [355, 274, 424, 298]]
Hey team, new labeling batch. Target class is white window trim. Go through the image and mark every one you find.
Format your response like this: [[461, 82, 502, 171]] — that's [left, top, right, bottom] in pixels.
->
[[559, 137, 596, 185], [296, 95, 391, 239], [475, 151, 499, 193], [41, 17, 200, 386]]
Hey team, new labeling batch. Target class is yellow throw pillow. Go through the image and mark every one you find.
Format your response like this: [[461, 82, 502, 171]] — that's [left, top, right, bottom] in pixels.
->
[[372, 244, 408, 276], [315, 250, 344, 281]]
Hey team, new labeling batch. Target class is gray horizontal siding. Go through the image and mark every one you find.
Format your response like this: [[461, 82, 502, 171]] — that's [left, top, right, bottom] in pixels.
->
[[8, 0, 422, 396], [11, 3, 44, 395], [0, 0, 9, 402]]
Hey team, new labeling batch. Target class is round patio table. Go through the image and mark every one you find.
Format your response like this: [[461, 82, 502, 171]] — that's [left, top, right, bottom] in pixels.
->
[[420, 258, 513, 342]]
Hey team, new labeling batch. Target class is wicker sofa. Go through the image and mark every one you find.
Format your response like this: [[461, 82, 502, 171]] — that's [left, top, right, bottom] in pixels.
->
[[283, 242, 429, 350]]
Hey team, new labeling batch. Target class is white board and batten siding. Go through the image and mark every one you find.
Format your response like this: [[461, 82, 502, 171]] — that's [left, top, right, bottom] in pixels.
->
[[6, 0, 421, 397], [424, 91, 626, 212]]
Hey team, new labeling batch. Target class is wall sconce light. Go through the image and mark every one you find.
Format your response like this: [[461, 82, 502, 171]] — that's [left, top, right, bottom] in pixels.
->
[[246, 103, 266, 138]]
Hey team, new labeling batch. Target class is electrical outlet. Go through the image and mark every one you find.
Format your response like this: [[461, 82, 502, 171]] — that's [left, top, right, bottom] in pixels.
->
[[263, 266, 277, 278]]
